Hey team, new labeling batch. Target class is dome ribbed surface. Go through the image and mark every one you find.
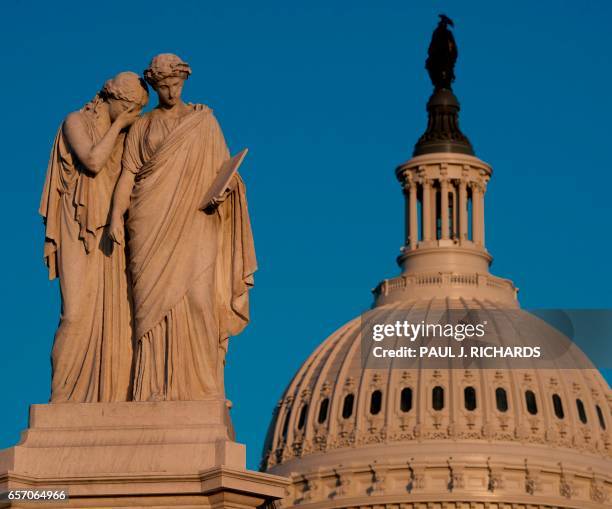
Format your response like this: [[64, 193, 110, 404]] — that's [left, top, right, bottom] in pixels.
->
[[261, 298, 611, 508], [262, 299, 611, 471]]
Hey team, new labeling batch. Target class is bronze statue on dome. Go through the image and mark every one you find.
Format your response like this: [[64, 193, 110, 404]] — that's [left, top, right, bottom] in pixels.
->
[[425, 14, 457, 91]]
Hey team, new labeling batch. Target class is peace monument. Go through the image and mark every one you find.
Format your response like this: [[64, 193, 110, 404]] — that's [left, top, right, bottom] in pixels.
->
[[0, 53, 287, 508]]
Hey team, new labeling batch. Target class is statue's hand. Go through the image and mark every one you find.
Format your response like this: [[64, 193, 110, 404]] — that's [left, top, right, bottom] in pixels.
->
[[215, 175, 239, 204], [109, 214, 125, 245], [115, 104, 142, 130], [214, 190, 230, 205], [201, 175, 239, 212]]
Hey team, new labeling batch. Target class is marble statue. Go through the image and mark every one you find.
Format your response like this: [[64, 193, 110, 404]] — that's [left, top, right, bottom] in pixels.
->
[[108, 54, 257, 402], [40, 72, 149, 403], [15, 62, 276, 499]]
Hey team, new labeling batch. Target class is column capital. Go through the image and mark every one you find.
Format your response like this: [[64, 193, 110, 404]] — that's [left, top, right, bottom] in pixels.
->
[[401, 175, 416, 193], [416, 165, 428, 179], [470, 180, 485, 193]]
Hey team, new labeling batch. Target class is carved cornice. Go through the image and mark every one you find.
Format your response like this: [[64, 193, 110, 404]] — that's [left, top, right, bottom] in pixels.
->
[[273, 460, 611, 508]]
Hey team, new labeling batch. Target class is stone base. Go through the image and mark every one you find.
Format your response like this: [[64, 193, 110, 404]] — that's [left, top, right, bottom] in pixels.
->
[[0, 466, 288, 508], [0, 401, 289, 508]]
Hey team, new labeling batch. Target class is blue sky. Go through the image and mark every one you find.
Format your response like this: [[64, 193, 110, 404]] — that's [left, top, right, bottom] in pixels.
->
[[0, 1, 610, 469]]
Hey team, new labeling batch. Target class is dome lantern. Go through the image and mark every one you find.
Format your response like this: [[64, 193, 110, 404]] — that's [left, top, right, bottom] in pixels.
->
[[376, 15, 517, 307]]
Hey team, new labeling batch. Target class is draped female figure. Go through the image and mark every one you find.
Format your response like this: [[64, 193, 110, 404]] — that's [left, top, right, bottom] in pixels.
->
[[109, 54, 256, 401], [40, 72, 148, 402]]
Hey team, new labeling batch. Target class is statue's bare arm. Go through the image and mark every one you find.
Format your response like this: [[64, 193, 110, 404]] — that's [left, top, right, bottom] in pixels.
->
[[108, 169, 136, 244], [63, 108, 139, 175]]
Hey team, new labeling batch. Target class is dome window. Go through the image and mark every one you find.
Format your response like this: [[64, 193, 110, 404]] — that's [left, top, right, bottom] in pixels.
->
[[596, 404, 606, 430], [432, 386, 444, 411], [464, 386, 476, 411], [281, 409, 291, 440], [297, 404, 309, 430], [317, 398, 329, 424], [576, 399, 587, 424], [495, 387, 508, 412], [525, 390, 538, 415], [552, 394, 564, 419], [370, 390, 383, 415], [342, 393, 355, 419], [400, 387, 413, 412]]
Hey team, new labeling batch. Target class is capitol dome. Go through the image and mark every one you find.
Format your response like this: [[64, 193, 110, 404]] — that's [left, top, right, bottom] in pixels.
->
[[262, 298, 611, 507], [261, 17, 612, 509]]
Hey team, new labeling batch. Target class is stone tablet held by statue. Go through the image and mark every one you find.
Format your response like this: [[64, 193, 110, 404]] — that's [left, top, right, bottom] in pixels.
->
[[201, 148, 249, 210]]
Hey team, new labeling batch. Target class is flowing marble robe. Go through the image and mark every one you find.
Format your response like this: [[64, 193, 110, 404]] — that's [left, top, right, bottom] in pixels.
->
[[122, 105, 256, 401], [39, 107, 133, 402]]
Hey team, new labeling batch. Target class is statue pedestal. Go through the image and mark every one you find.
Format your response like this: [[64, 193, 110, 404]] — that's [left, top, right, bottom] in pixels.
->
[[0, 400, 288, 508]]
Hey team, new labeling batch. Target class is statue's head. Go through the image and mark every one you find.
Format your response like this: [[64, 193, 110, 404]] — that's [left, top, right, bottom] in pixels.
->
[[144, 53, 192, 108], [101, 71, 149, 121]]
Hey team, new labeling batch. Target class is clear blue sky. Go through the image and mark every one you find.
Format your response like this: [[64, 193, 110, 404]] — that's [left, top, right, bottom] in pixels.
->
[[0, 0, 610, 469]]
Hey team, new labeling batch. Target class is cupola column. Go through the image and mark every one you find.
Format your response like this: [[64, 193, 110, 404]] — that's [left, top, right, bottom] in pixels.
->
[[451, 184, 458, 239], [404, 179, 418, 249], [472, 182, 484, 246], [403, 187, 410, 247], [422, 179, 432, 241], [440, 178, 450, 240], [458, 179, 468, 241], [479, 183, 485, 246], [409, 180, 418, 249]]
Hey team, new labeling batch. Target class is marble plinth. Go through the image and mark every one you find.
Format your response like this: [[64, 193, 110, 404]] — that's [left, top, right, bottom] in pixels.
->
[[0, 400, 289, 508]]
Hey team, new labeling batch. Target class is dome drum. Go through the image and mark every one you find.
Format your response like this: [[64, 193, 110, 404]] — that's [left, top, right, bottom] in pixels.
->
[[275, 452, 610, 508]]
